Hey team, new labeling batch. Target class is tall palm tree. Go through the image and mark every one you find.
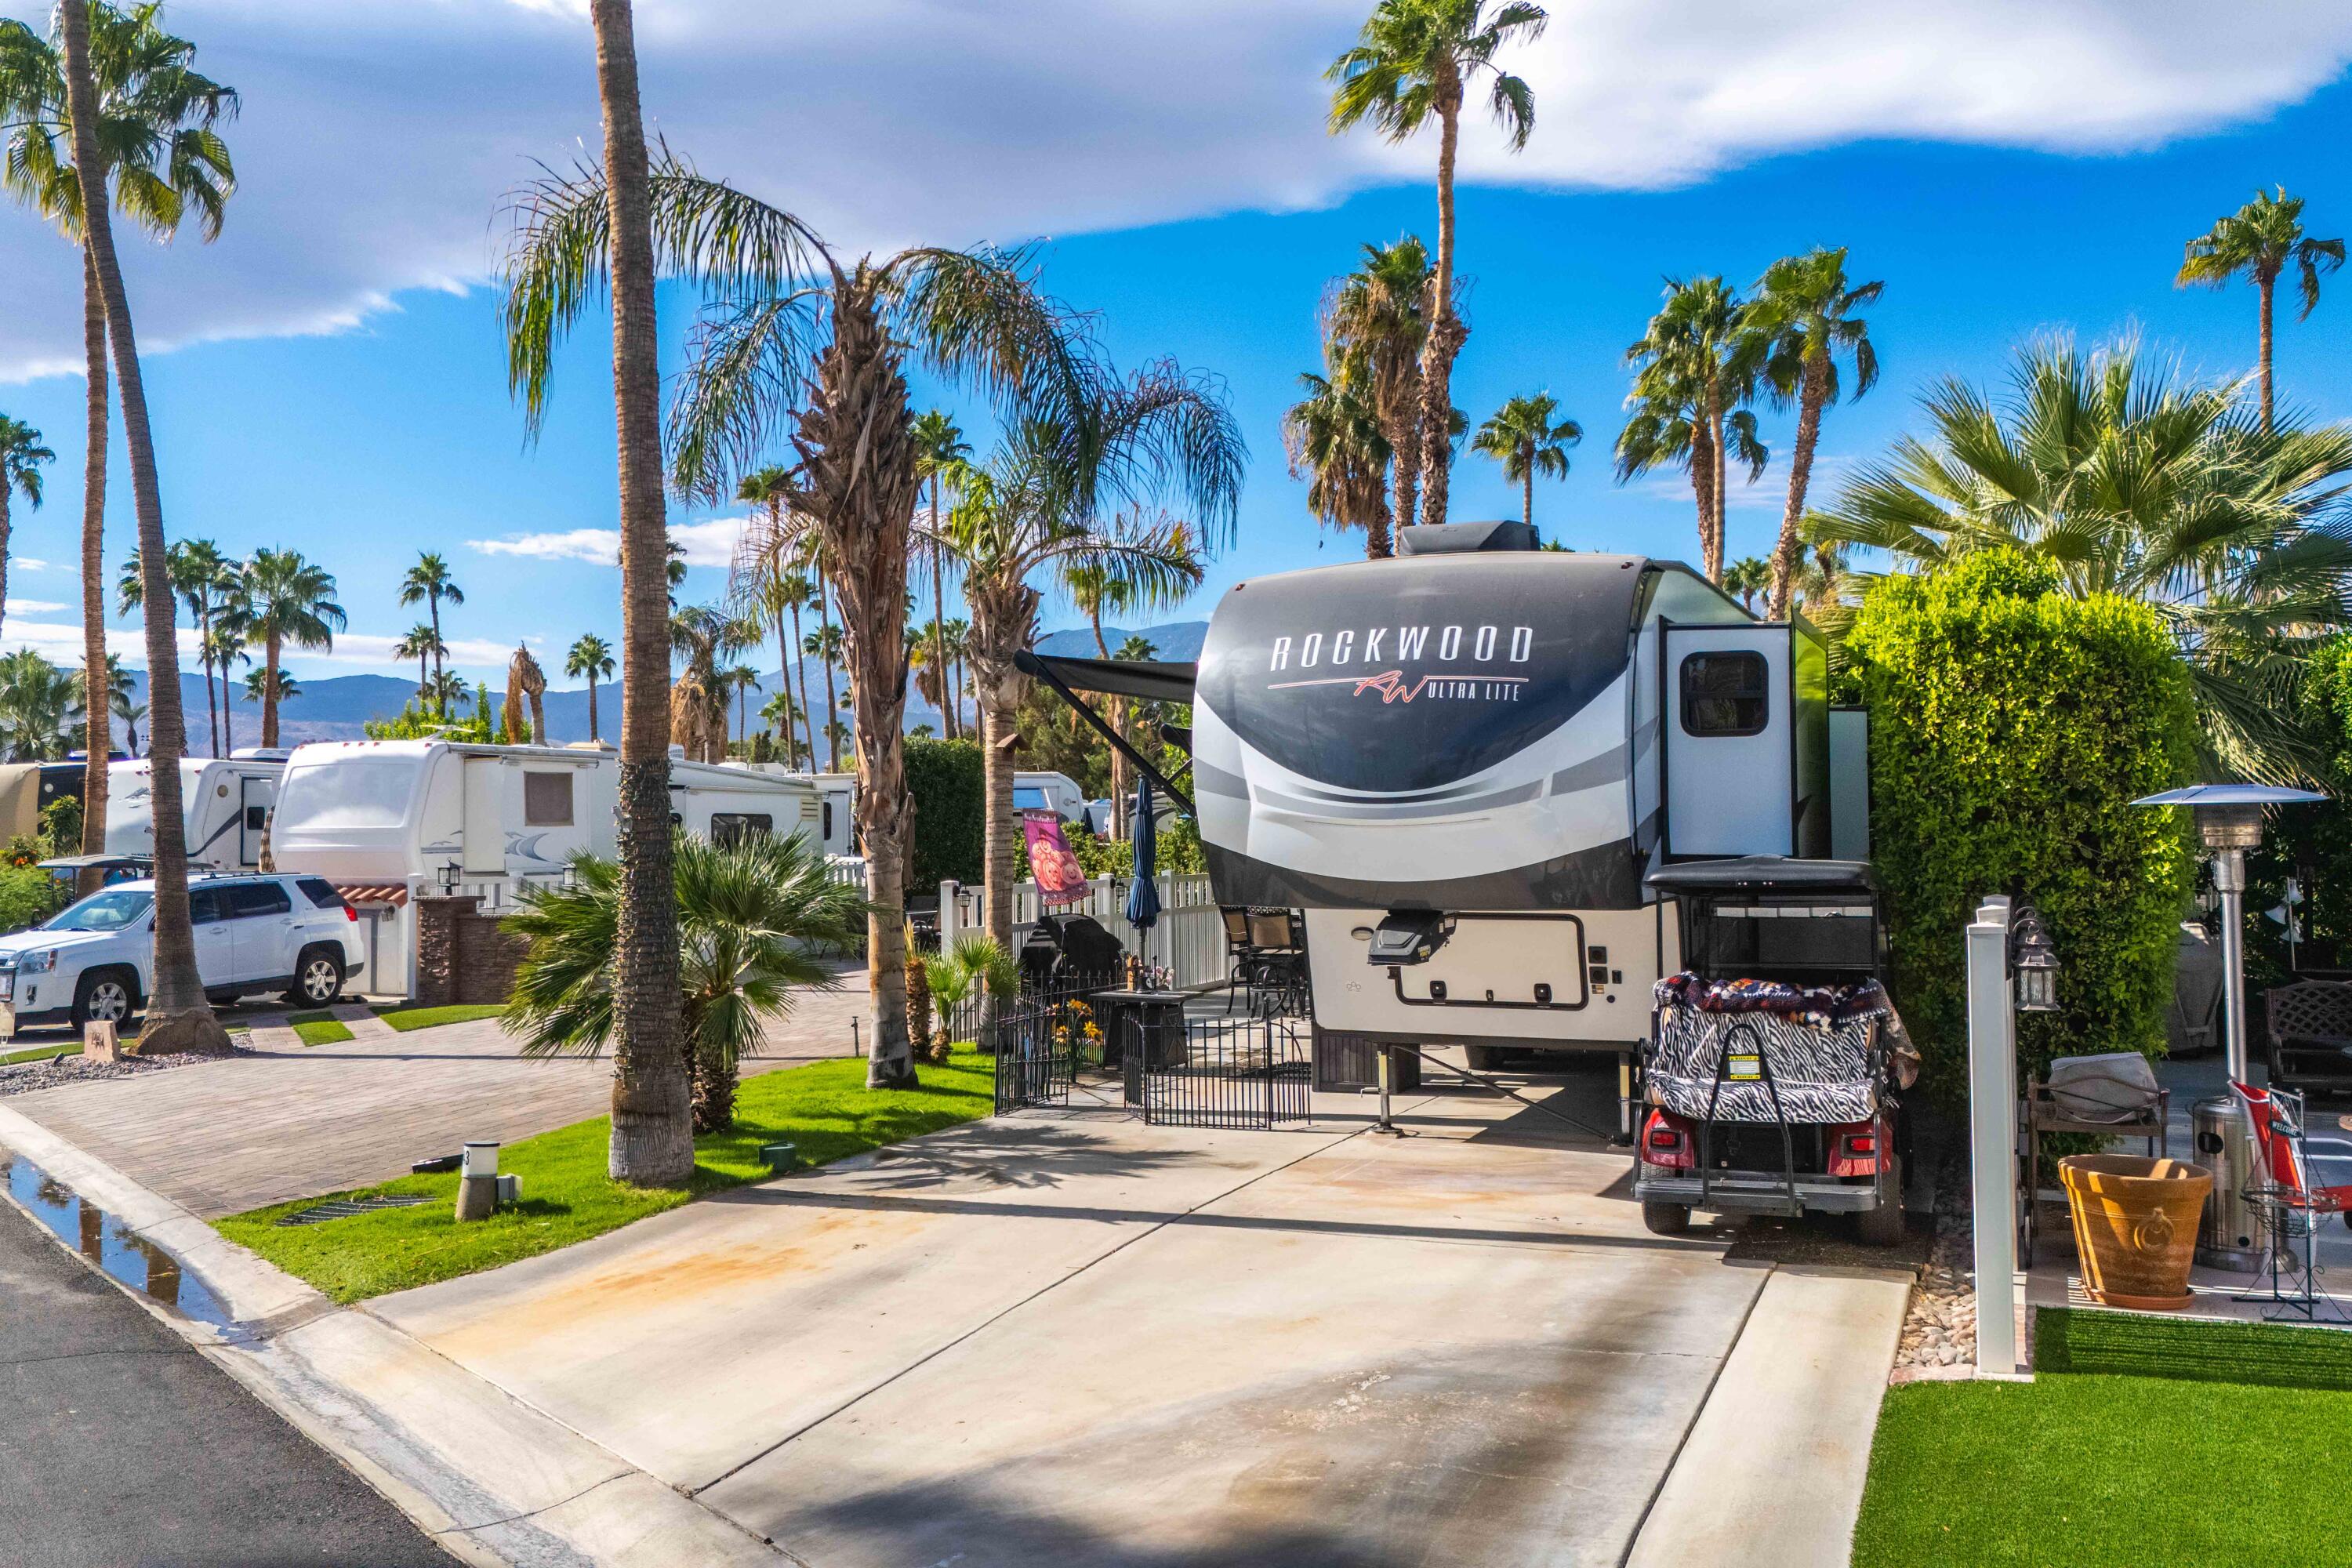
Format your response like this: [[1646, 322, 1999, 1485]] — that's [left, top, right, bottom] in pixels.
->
[[670, 604, 746, 764], [1283, 367, 1393, 555], [936, 360, 1243, 950], [1062, 560, 1138, 827], [1751, 247, 1880, 617], [735, 468, 807, 758], [1323, 236, 1434, 548], [1472, 392, 1580, 529], [238, 548, 342, 749], [1, 1, 233, 886], [0, 417, 53, 648], [1617, 277, 1767, 582], [758, 686, 799, 759], [721, 662, 760, 747], [566, 631, 614, 742], [2178, 187, 2344, 432], [1808, 336, 2352, 778], [912, 410, 970, 739], [397, 551, 463, 712], [202, 621, 246, 755], [394, 622, 445, 706], [44, 0, 220, 1051], [1328, 0, 1544, 532]]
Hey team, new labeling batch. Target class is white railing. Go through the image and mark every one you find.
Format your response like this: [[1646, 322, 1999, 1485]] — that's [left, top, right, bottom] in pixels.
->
[[825, 855, 869, 888], [937, 872, 1227, 992]]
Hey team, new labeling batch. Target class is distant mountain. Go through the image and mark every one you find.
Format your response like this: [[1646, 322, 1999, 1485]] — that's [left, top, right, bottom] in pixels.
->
[[1033, 621, 1207, 662]]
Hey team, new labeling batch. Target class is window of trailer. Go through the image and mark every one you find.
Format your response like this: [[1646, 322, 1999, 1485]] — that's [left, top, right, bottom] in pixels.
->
[[522, 770, 575, 826], [1680, 650, 1770, 737]]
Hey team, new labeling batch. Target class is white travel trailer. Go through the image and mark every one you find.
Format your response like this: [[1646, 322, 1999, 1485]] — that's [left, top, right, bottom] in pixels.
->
[[731, 766, 858, 858], [105, 757, 284, 873], [1022, 520, 1862, 1071], [269, 740, 817, 995], [1013, 771, 1087, 824]]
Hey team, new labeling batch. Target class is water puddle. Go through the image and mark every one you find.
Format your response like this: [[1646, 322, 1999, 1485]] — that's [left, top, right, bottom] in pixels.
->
[[0, 1154, 231, 1328]]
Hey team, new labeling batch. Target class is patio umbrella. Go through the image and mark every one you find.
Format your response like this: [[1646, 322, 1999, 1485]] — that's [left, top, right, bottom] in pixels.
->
[[1125, 775, 1160, 970]]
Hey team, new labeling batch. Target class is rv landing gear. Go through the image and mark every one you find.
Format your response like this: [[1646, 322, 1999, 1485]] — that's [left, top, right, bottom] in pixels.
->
[[1642, 1200, 1693, 1236]]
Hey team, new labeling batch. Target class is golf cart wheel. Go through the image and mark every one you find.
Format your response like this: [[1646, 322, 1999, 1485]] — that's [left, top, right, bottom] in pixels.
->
[[1465, 1044, 1508, 1073], [71, 968, 136, 1029], [1642, 1200, 1693, 1236], [287, 947, 344, 1007], [1856, 1156, 1907, 1247]]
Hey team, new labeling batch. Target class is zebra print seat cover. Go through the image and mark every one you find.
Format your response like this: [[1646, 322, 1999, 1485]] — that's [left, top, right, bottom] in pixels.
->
[[1646, 1006, 1882, 1126]]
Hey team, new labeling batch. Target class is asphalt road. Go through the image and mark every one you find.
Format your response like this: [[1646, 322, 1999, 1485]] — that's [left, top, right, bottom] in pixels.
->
[[0, 1195, 456, 1568]]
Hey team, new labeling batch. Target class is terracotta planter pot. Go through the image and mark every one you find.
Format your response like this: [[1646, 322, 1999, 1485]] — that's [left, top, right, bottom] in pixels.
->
[[2059, 1154, 2212, 1311]]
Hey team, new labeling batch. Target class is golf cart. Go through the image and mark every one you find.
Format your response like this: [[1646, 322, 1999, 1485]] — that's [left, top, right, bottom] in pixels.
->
[[1635, 856, 1914, 1247]]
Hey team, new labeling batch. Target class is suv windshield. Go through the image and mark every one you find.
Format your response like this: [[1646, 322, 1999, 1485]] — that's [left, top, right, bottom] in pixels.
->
[[44, 887, 154, 932]]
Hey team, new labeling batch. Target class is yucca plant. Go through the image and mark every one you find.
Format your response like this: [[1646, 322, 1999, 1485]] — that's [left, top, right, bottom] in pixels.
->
[[505, 831, 867, 1133]]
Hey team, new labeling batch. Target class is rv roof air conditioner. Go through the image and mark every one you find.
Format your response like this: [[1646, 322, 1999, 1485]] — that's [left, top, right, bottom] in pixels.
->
[[1395, 520, 1540, 556], [1367, 909, 1451, 966]]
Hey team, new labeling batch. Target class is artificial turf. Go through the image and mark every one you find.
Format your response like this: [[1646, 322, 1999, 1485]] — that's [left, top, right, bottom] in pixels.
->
[[285, 1011, 355, 1047], [213, 1047, 993, 1302], [1852, 1309, 2352, 1567], [369, 1002, 508, 1033]]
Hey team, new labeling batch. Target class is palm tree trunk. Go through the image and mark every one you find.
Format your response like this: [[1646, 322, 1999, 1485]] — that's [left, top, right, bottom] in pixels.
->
[[1417, 88, 1467, 533], [590, 0, 691, 1185], [930, 479, 954, 740], [1700, 383, 1728, 584], [78, 248, 110, 893], [2259, 271, 2277, 433], [1523, 466, 1534, 530], [1091, 608, 1127, 840], [261, 630, 281, 750], [771, 608, 793, 758], [58, 0, 223, 1055], [789, 598, 813, 767], [818, 581, 840, 771], [1767, 356, 1828, 620], [221, 685, 232, 754], [587, 673, 599, 742], [429, 593, 446, 713], [1383, 371, 1418, 552], [416, 652, 427, 705], [980, 664, 1020, 949], [1686, 419, 1718, 576]]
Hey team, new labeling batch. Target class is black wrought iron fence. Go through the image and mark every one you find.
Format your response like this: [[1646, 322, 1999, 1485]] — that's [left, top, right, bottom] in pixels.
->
[[982, 978, 1120, 1115], [1142, 1016, 1312, 1130]]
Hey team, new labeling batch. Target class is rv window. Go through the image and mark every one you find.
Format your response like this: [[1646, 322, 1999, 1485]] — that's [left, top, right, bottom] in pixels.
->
[[522, 771, 575, 826], [821, 802, 833, 841], [1012, 786, 1051, 813], [224, 881, 292, 920], [1680, 651, 1769, 738], [711, 813, 773, 847], [285, 759, 416, 829], [245, 805, 268, 830]]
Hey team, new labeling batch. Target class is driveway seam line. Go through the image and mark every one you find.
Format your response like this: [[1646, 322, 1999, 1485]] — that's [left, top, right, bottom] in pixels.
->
[[1614, 1261, 1775, 1568], [686, 1109, 1407, 1497]]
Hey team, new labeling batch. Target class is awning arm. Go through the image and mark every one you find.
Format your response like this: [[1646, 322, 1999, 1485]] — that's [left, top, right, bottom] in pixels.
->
[[1014, 649, 1196, 818]]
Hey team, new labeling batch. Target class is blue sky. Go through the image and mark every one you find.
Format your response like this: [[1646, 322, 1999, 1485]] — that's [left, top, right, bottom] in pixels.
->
[[2, 1, 2351, 683]]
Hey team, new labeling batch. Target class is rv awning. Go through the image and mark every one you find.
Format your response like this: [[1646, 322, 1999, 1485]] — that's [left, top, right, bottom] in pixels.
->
[[1013, 651, 1196, 706], [1646, 857, 1876, 895]]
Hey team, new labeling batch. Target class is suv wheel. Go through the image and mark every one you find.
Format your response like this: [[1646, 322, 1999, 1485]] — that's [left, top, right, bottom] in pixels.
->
[[288, 947, 343, 1007], [71, 968, 137, 1029]]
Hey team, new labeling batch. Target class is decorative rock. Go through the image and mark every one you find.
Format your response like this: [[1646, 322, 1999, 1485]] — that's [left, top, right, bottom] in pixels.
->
[[82, 1020, 118, 1064]]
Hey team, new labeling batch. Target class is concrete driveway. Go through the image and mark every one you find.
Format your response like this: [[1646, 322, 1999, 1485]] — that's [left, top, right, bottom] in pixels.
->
[[370, 1066, 1766, 1566]]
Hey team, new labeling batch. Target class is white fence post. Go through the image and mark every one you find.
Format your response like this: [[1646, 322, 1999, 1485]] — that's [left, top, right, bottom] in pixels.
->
[[938, 880, 960, 951], [1966, 894, 2024, 1379]]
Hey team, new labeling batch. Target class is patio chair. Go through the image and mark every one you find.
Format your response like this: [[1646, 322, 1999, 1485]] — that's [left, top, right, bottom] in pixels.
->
[[2019, 1058, 2169, 1268], [1221, 907, 1260, 1014], [2228, 1080, 2352, 1323], [2263, 980, 2352, 1095], [1243, 909, 1309, 1020]]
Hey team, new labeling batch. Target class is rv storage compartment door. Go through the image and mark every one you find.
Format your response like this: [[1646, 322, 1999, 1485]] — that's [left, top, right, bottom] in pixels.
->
[[239, 774, 274, 868], [1387, 913, 1588, 1011], [462, 758, 506, 876], [1665, 626, 1793, 858]]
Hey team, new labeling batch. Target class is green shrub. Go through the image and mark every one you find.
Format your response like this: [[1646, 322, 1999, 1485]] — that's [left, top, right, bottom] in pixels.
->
[[905, 737, 984, 891], [0, 864, 64, 935], [2250, 637, 2352, 977], [40, 793, 81, 858], [1844, 551, 2196, 1098]]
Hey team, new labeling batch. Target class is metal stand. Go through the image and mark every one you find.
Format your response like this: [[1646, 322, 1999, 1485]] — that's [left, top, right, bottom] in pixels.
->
[[1370, 1046, 1405, 1136], [2197, 846, 2269, 1270]]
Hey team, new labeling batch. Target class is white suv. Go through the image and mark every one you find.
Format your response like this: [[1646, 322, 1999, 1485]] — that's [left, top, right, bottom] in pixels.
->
[[0, 873, 365, 1034]]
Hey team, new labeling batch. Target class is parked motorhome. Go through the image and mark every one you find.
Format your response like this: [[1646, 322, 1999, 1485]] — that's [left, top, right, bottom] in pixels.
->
[[733, 766, 858, 858], [105, 757, 285, 873], [1014, 771, 1087, 824], [268, 740, 818, 994], [0, 761, 97, 840], [1022, 521, 1867, 1074]]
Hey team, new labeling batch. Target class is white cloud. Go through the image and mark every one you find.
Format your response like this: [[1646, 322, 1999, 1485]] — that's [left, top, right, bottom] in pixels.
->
[[4, 2, 2349, 379], [3, 600, 67, 616], [13, 560, 52, 573], [469, 515, 746, 568]]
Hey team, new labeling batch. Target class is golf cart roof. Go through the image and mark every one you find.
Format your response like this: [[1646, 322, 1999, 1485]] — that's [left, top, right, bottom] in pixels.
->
[[1646, 856, 1877, 895], [36, 853, 153, 876]]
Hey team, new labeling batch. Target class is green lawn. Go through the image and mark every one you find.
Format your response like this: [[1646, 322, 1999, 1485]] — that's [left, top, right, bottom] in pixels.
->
[[370, 1002, 508, 1033], [214, 1047, 994, 1302], [0, 1042, 80, 1067], [286, 1011, 355, 1047], [1853, 1309, 2352, 1567]]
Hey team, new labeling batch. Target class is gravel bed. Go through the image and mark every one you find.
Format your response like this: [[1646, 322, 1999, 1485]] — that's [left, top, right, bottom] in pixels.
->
[[1891, 1151, 1991, 1382], [0, 1044, 253, 1098]]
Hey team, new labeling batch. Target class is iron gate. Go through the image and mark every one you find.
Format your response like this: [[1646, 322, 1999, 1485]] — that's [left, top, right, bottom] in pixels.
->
[[1141, 1017, 1312, 1130], [989, 987, 1105, 1114]]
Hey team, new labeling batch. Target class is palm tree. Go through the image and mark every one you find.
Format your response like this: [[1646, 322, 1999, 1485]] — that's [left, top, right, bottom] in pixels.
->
[[720, 663, 760, 747], [2178, 187, 2344, 432], [68, 650, 133, 750], [396, 551, 463, 712], [1472, 392, 1580, 529], [38, 0, 222, 1051], [1617, 277, 1767, 582], [1807, 336, 2352, 778], [424, 667, 468, 717], [202, 622, 247, 754], [800, 621, 844, 768], [0, 650, 76, 760], [1283, 367, 1393, 555], [239, 548, 343, 750], [669, 604, 746, 764], [566, 631, 615, 742], [936, 360, 1242, 950], [1323, 236, 1434, 548], [117, 539, 232, 755], [393, 622, 445, 706], [735, 468, 809, 760], [1327, 0, 1544, 531], [1, 1, 234, 893], [912, 410, 971, 739], [758, 686, 799, 759], [1721, 555, 1769, 612], [0, 418, 53, 648], [242, 666, 296, 708], [1751, 247, 1881, 618], [507, 831, 863, 1132]]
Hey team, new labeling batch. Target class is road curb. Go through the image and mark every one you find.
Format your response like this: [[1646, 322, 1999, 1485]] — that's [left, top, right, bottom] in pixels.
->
[[0, 1102, 785, 1568], [1623, 1262, 1912, 1568]]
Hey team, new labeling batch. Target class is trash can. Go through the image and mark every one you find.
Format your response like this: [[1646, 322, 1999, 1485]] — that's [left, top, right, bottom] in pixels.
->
[[2059, 1154, 2213, 1311]]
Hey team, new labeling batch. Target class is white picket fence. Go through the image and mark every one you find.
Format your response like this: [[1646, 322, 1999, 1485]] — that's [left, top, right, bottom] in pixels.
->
[[935, 872, 1228, 992]]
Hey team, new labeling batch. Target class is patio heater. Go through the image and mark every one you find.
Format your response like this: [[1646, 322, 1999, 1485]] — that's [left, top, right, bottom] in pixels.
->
[[2132, 783, 2326, 1269]]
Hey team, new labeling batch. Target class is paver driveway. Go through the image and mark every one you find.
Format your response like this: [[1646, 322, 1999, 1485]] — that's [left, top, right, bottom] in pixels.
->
[[372, 1066, 1763, 1567]]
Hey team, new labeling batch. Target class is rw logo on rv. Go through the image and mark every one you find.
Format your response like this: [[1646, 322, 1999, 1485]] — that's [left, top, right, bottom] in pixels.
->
[[1265, 624, 1535, 673]]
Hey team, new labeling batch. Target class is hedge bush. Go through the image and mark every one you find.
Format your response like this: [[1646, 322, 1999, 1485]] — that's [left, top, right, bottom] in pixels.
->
[[2249, 636, 2352, 975], [1843, 552, 2196, 1100], [906, 738, 984, 892], [0, 864, 64, 935]]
